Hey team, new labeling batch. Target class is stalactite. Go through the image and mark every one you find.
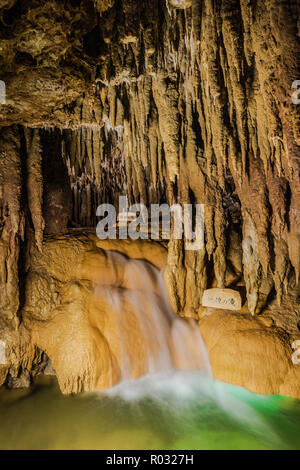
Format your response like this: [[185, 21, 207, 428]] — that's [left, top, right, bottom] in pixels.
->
[[25, 128, 44, 252], [0, 126, 23, 325], [53, 0, 300, 318], [152, 73, 180, 184], [0, 0, 299, 324]]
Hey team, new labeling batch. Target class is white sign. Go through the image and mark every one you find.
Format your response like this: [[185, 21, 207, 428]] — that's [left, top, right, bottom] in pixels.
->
[[291, 340, 300, 365], [202, 288, 242, 311], [0, 341, 6, 365], [292, 80, 300, 105], [0, 81, 5, 105]]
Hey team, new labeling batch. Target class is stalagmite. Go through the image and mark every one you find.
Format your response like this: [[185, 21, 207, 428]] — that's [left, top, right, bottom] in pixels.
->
[[0, 0, 299, 397]]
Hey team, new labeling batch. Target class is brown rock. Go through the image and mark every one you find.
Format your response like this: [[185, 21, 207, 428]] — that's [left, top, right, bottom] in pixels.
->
[[22, 233, 168, 393], [168, 0, 192, 8], [0, 0, 299, 397], [199, 310, 300, 398]]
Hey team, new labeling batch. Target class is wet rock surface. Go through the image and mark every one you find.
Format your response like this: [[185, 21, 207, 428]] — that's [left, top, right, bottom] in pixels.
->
[[0, 0, 299, 395]]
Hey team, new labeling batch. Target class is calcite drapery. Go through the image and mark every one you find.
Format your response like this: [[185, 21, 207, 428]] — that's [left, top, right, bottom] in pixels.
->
[[0, 0, 299, 391]]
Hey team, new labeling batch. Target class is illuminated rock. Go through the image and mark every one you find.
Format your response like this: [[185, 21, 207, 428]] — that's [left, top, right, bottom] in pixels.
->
[[19, 234, 207, 393], [0, 0, 299, 398], [168, 0, 192, 8], [199, 311, 300, 398]]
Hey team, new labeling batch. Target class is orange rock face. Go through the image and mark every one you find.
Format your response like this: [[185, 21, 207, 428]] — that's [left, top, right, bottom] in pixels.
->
[[0, 0, 299, 397], [21, 233, 168, 393], [17, 233, 208, 393], [199, 310, 300, 398]]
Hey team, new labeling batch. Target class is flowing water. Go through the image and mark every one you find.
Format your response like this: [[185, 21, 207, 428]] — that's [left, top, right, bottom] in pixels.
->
[[94, 251, 211, 381], [1, 373, 300, 450], [1, 252, 300, 449]]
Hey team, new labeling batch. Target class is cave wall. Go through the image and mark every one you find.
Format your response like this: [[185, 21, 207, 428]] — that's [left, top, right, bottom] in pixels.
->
[[0, 0, 299, 350]]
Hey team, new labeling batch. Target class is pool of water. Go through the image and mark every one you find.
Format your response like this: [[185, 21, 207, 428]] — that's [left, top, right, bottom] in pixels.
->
[[0, 371, 300, 450]]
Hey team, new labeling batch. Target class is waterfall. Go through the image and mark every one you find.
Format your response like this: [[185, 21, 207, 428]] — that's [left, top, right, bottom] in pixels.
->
[[94, 251, 212, 384]]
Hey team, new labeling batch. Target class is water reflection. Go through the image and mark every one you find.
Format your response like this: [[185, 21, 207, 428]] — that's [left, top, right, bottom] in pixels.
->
[[0, 372, 300, 450]]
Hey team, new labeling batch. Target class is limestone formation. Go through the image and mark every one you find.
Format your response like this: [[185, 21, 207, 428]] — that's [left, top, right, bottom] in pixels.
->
[[199, 310, 300, 398], [0, 0, 299, 396], [19, 235, 170, 393]]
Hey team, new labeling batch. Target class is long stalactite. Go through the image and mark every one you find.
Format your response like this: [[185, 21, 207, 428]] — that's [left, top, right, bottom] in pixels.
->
[[0, 0, 299, 393]]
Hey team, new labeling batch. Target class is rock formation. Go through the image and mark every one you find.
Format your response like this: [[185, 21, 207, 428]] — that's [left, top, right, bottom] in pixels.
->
[[0, 0, 299, 395]]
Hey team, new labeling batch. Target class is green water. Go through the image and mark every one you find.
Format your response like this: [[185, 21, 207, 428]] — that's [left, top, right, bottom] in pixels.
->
[[0, 371, 300, 450]]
